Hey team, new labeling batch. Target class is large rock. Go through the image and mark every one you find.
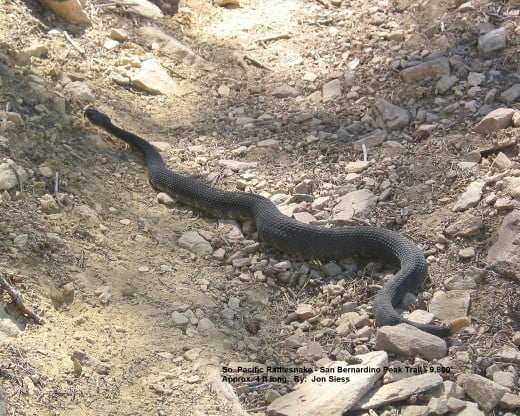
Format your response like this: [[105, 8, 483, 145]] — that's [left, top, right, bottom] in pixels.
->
[[63, 81, 95, 103], [485, 210, 520, 281], [461, 374, 508, 412], [322, 79, 342, 102], [352, 129, 387, 151], [478, 27, 508, 56], [373, 98, 410, 131], [428, 290, 472, 323], [444, 213, 483, 237], [333, 189, 377, 222], [266, 351, 388, 416], [474, 108, 515, 135], [452, 180, 484, 212], [374, 324, 447, 360], [0, 159, 28, 191], [138, 27, 206, 66], [356, 373, 443, 410], [503, 177, 520, 199], [120, 0, 163, 19], [177, 231, 213, 256], [500, 84, 520, 103], [400, 58, 450, 82], [131, 59, 186, 96]]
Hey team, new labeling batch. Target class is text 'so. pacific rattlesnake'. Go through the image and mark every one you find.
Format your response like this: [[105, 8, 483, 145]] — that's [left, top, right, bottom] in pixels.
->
[[84, 108, 450, 338]]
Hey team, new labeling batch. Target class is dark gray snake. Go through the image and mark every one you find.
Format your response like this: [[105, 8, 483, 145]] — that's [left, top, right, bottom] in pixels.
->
[[84, 109, 450, 338]]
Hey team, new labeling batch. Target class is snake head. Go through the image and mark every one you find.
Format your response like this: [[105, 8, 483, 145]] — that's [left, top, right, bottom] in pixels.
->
[[84, 109, 111, 127]]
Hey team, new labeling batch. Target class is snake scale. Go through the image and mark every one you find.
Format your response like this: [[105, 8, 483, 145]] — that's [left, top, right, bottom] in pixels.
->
[[84, 109, 450, 338]]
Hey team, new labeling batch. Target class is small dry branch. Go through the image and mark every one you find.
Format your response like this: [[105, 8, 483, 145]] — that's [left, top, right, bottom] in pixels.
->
[[0, 273, 43, 325], [243, 55, 272, 71], [256, 32, 291, 43]]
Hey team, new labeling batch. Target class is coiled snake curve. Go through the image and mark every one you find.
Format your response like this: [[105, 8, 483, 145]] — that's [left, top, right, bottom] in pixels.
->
[[84, 109, 450, 338]]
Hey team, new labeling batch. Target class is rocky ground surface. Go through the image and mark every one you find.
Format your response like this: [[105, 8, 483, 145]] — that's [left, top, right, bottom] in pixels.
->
[[0, 0, 519, 415]]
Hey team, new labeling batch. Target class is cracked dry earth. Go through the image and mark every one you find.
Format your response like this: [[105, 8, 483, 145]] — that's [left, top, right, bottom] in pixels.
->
[[0, 0, 519, 415]]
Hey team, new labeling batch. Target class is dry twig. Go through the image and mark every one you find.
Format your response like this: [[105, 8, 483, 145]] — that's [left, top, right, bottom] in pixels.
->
[[0, 273, 43, 325], [256, 33, 291, 43], [243, 55, 272, 71], [64, 31, 85, 56]]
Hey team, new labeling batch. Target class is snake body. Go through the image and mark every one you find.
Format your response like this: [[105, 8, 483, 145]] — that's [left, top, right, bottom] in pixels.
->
[[84, 109, 450, 337]]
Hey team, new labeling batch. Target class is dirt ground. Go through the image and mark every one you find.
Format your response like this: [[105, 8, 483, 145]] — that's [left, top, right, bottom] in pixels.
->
[[0, 0, 519, 415]]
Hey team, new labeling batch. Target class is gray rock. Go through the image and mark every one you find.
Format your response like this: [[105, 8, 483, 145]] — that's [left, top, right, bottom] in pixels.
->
[[499, 84, 520, 103], [311, 196, 330, 211], [374, 98, 410, 131], [321, 262, 342, 277], [400, 58, 450, 82], [495, 346, 520, 364], [485, 210, 520, 281], [322, 79, 342, 102], [467, 72, 485, 86], [15, 42, 48, 65], [337, 312, 370, 329], [272, 84, 298, 98], [63, 81, 95, 103], [500, 392, 520, 410], [356, 372, 443, 410], [428, 290, 471, 323], [406, 309, 436, 325], [492, 371, 516, 389], [295, 303, 316, 321], [456, 401, 484, 416], [0, 308, 22, 338], [444, 213, 483, 237], [475, 108, 515, 135], [120, 0, 163, 19], [157, 192, 176, 207], [491, 152, 512, 171], [218, 159, 258, 171], [257, 138, 279, 148], [513, 111, 520, 127], [461, 373, 508, 412], [171, 311, 189, 326], [444, 380, 465, 399], [503, 177, 520, 199], [138, 27, 203, 66], [39, 194, 60, 213], [84, 134, 108, 149], [110, 28, 129, 41], [400, 405, 429, 416], [447, 397, 466, 412], [197, 317, 215, 331], [296, 341, 324, 361], [6, 112, 24, 125], [374, 324, 447, 360], [232, 257, 251, 268], [436, 75, 458, 94], [333, 189, 377, 222], [266, 351, 388, 416], [265, 389, 281, 404], [0, 159, 28, 190], [444, 274, 477, 290], [177, 230, 213, 256], [291, 211, 315, 224], [131, 59, 185, 96], [452, 180, 484, 211], [150, 142, 172, 152], [352, 129, 387, 150], [458, 247, 475, 259], [478, 27, 508, 56], [345, 160, 371, 173], [428, 397, 449, 415]]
